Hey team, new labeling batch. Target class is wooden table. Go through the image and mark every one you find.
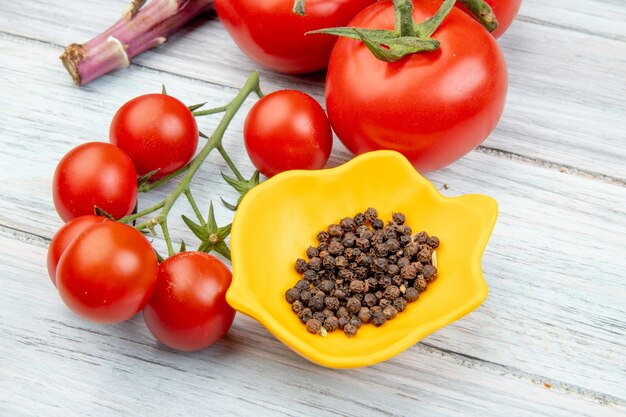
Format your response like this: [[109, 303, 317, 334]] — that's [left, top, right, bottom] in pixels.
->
[[1, 1, 624, 415]]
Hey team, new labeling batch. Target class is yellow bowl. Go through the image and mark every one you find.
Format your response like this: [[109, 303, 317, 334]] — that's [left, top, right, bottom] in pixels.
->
[[227, 150, 497, 368]]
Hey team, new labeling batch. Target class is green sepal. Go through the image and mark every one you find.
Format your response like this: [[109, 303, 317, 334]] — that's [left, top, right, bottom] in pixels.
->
[[179, 240, 187, 253], [94, 206, 115, 220], [187, 102, 207, 112], [181, 214, 207, 240]]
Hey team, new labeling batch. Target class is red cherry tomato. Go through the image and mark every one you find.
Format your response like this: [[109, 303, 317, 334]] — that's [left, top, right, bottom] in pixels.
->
[[244, 90, 333, 178], [143, 252, 235, 352], [215, 0, 375, 73], [47, 215, 108, 286], [53, 142, 138, 222], [56, 222, 158, 324], [456, 0, 522, 38], [110, 94, 198, 180], [325, 1, 507, 172]]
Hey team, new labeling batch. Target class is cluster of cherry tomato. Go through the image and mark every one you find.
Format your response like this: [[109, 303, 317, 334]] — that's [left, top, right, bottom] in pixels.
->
[[216, 0, 521, 172], [49, 94, 235, 351]]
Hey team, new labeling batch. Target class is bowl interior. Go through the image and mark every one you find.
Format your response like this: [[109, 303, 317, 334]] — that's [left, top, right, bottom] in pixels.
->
[[229, 151, 494, 367]]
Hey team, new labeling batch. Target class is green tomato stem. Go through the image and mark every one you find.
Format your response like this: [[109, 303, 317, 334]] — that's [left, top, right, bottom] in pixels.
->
[[217, 145, 245, 181], [185, 188, 207, 227], [458, 0, 498, 32]]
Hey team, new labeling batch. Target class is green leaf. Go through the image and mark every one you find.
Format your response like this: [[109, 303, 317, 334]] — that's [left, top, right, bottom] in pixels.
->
[[181, 214, 207, 240], [137, 169, 161, 188], [414, 0, 456, 37], [355, 29, 439, 62], [206, 202, 218, 233], [94, 206, 115, 220], [293, 0, 305, 16], [154, 249, 165, 263], [220, 196, 238, 211], [307, 27, 398, 41], [187, 102, 207, 112], [217, 223, 232, 241], [213, 241, 232, 261]]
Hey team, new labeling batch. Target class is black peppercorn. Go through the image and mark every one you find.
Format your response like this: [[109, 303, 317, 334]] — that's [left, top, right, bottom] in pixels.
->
[[322, 308, 335, 318], [298, 308, 313, 323], [299, 290, 311, 305], [334, 255, 348, 268], [372, 219, 384, 230], [358, 307, 372, 323], [285, 287, 300, 304], [372, 257, 388, 273], [328, 241, 344, 256], [350, 316, 362, 329], [338, 316, 350, 329], [340, 217, 357, 231], [397, 257, 410, 268], [306, 318, 322, 334], [317, 231, 330, 243], [375, 242, 389, 257], [295, 258, 308, 273], [349, 280, 367, 294], [404, 287, 419, 302], [371, 312, 386, 327], [416, 231, 429, 244], [346, 297, 361, 314], [393, 297, 408, 312], [416, 275, 428, 292], [336, 306, 350, 318], [382, 305, 398, 320], [308, 257, 322, 271], [422, 264, 437, 281], [328, 224, 343, 237], [384, 285, 401, 300], [427, 236, 439, 248], [324, 296, 340, 311], [353, 212, 366, 226], [356, 237, 370, 251], [418, 247, 432, 263], [343, 323, 358, 337], [364, 207, 378, 221], [363, 293, 378, 307], [309, 294, 325, 312], [306, 246, 319, 259], [319, 279, 335, 294], [342, 235, 356, 248], [392, 212, 406, 225], [322, 256, 336, 270], [302, 270, 317, 282], [324, 316, 339, 332], [379, 298, 391, 309], [400, 264, 417, 280], [291, 300, 304, 314], [313, 311, 325, 322], [333, 289, 346, 301]]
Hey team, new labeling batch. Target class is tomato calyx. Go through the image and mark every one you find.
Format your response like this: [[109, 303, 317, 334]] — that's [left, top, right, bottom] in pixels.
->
[[310, 0, 497, 62]]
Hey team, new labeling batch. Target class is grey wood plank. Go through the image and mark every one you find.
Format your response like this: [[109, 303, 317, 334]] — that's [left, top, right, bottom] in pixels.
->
[[0, 0, 625, 179], [1, 34, 625, 402], [1, 233, 624, 417]]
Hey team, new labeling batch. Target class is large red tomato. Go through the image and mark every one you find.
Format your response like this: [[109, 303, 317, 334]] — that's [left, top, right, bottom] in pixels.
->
[[325, 0, 508, 172], [56, 222, 158, 324], [47, 215, 108, 286], [110, 94, 198, 180], [53, 142, 138, 221], [143, 252, 235, 351], [244, 90, 333, 177], [456, 0, 522, 38], [215, 0, 375, 74]]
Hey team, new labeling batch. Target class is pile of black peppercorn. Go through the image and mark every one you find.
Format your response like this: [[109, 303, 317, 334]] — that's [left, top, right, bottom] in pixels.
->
[[285, 207, 439, 337]]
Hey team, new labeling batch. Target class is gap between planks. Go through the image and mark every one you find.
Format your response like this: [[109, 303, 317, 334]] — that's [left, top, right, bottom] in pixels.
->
[[1, 29, 624, 188], [1, 222, 623, 409]]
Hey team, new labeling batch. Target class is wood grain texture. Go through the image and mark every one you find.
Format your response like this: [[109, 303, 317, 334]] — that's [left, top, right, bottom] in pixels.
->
[[2, 1, 626, 415], [1, 233, 625, 417], [0, 0, 625, 179], [1, 33, 625, 410]]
